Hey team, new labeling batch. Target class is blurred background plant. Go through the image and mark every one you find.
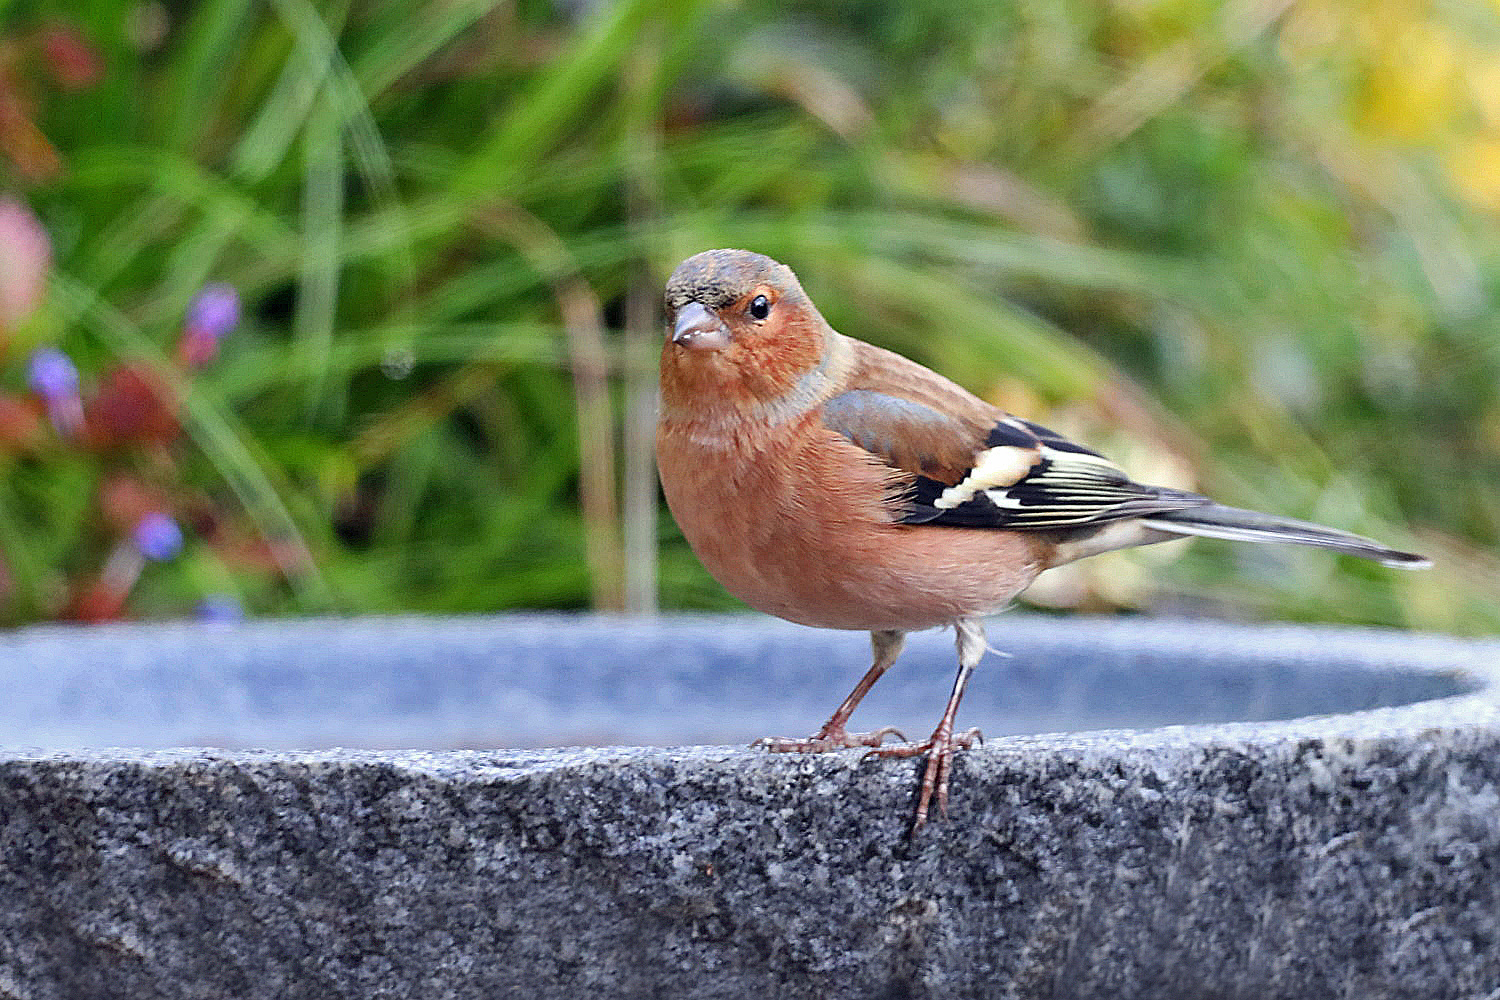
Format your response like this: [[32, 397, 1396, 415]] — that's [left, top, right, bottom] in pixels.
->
[[0, 0, 1495, 632]]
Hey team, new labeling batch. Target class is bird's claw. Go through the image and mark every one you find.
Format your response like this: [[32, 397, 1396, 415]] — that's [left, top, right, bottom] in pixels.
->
[[862, 726, 982, 760], [752, 724, 907, 753], [864, 726, 984, 833]]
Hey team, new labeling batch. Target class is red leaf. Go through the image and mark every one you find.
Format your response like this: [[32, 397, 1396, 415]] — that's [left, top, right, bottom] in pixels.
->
[[38, 24, 103, 90]]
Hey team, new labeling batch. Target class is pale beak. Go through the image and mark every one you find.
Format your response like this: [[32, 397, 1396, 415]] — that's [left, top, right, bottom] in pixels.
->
[[671, 302, 731, 351]]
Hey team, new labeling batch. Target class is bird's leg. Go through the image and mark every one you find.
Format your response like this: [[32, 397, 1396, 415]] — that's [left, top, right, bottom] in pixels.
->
[[755, 630, 908, 752], [866, 618, 987, 832]]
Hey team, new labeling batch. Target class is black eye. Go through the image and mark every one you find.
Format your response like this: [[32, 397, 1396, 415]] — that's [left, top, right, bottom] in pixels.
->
[[748, 295, 770, 320]]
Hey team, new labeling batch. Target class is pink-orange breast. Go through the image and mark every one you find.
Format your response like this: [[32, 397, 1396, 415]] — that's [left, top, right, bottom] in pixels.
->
[[657, 416, 1048, 632]]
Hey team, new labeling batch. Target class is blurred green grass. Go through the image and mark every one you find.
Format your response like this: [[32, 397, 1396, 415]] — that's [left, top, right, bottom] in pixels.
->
[[2, 0, 1498, 631]]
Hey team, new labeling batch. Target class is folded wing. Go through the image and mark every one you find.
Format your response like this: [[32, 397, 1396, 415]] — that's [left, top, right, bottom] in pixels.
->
[[819, 339, 1427, 568], [818, 342, 1208, 532]]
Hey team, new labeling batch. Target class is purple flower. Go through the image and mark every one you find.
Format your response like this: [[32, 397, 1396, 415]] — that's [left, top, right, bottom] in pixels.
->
[[195, 595, 245, 622], [26, 346, 84, 437], [179, 283, 240, 367], [133, 513, 183, 561], [26, 347, 78, 400], [186, 283, 240, 339]]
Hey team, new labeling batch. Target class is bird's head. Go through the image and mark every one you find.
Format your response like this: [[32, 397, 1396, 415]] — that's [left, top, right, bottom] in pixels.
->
[[660, 249, 831, 415]]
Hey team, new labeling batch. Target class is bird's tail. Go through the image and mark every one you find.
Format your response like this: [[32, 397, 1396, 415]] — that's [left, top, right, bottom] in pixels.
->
[[1140, 504, 1430, 569]]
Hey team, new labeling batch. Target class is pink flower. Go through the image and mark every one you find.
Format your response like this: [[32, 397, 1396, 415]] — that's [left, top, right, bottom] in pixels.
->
[[0, 196, 51, 336]]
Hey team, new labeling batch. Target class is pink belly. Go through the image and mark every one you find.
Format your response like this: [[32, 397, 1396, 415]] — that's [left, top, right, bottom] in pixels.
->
[[659, 431, 1046, 632]]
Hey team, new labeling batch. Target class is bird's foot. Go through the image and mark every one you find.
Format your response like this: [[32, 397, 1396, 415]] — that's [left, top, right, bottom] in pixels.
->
[[753, 724, 907, 753], [865, 726, 984, 832]]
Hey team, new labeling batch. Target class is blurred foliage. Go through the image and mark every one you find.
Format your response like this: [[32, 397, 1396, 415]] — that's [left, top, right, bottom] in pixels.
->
[[0, 0, 1496, 632]]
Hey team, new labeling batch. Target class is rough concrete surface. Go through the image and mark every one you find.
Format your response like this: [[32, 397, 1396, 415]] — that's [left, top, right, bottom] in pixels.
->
[[1, 615, 1498, 999]]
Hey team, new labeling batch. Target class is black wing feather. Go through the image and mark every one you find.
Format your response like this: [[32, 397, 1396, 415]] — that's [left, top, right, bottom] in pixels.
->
[[902, 418, 1209, 530]]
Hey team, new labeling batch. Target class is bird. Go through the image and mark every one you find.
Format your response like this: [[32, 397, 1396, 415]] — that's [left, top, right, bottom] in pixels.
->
[[655, 248, 1430, 834]]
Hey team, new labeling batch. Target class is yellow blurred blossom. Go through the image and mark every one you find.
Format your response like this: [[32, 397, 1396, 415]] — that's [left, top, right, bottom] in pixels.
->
[[1447, 139, 1500, 213], [1355, 19, 1464, 143], [1466, 56, 1500, 128]]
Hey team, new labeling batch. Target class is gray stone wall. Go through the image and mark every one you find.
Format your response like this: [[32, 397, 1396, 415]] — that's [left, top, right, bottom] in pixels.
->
[[1, 616, 1497, 998]]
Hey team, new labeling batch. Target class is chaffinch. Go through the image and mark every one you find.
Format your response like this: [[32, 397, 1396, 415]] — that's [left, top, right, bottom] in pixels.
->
[[656, 248, 1429, 833]]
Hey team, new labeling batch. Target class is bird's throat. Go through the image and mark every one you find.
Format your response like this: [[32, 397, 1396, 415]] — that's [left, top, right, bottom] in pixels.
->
[[659, 328, 851, 433]]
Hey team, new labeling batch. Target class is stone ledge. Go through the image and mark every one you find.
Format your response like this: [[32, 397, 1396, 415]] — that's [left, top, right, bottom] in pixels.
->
[[2, 615, 1498, 999]]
